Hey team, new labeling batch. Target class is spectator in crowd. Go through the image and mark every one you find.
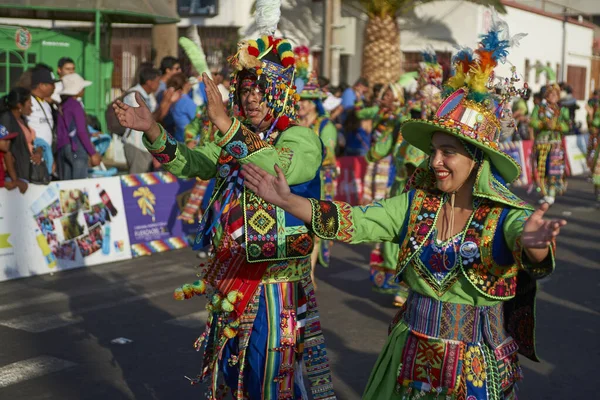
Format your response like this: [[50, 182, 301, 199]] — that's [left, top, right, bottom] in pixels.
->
[[330, 76, 369, 121], [160, 72, 196, 143], [0, 87, 44, 193], [55, 73, 102, 180], [51, 57, 76, 104], [0, 124, 18, 190], [28, 65, 58, 175], [122, 66, 178, 173], [559, 84, 579, 134], [157, 56, 181, 98], [210, 67, 230, 103], [512, 87, 532, 140]]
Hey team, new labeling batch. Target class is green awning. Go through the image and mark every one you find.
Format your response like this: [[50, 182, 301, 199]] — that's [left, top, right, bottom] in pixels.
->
[[0, 0, 180, 24]]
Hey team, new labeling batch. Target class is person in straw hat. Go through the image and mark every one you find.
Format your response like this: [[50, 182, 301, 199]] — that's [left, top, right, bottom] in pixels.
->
[[112, 2, 337, 396], [55, 73, 101, 180], [239, 12, 566, 399]]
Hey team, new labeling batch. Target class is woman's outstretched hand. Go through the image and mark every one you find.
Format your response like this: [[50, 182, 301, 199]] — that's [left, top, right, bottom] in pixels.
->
[[522, 203, 567, 248], [242, 163, 292, 208]]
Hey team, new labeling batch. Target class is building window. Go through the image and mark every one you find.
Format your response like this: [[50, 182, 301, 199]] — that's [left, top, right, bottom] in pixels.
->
[[567, 65, 587, 100], [178, 0, 218, 17]]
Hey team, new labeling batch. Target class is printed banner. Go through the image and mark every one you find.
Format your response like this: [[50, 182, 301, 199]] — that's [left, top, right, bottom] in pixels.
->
[[564, 134, 590, 176], [0, 177, 132, 282], [121, 172, 197, 257]]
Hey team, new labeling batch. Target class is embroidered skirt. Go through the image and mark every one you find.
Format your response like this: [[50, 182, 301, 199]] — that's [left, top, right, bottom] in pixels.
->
[[363, 292, 522, 400], [533, 132, 567, 197], [196, 276, 336, 400]]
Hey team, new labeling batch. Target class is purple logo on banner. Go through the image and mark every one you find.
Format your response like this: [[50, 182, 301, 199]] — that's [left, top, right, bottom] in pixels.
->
[[121, 174, 196, 246]]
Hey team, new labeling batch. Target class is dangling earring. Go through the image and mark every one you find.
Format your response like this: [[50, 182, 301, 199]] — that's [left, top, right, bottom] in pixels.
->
[[18, 108, 22, 112]]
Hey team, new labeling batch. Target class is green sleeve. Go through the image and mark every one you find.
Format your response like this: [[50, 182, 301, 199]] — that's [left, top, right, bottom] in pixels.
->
[[143, 124, 220, 179], [307, 192, 410, 244], [320, 121, 338, 167], [558, 107, 570, 133], [529, 105, 543, 131], [366, 119, 395, 162], [214, 119, 322, 185], [356, 105, 379, 120], [593, 109, 600, 128], [503, 208, 555, 279]]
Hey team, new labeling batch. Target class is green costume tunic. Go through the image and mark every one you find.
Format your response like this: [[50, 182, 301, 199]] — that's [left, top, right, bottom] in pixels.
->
[[309, 116, 338, 267], [308, 164, 554, 399], [586, 105, 600, 199], [530, 102, 570, 198], [362, 106, 411, 295]]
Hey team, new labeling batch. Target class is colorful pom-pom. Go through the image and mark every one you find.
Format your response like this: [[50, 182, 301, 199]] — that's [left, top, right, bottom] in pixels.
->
[[223, 326, 237, 339], [211, 293, 222, 308], [227, 290, 240, 304], [256, 37, 267, 53], [248, 46, 260, 57], [221, 299, 234, 313], [277, 42, 292, 55], [276, 115, 290, 131], [192, 280, 206, 295], [182, 284, 194, 299], [173, 287, 185, 301], [281, 56, 295, 68]]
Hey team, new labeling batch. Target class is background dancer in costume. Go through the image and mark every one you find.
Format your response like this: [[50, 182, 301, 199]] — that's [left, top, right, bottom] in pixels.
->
[[296, 73, 338, 287], [585, 97, 600, 204], [241, 14, 566, 399], [113, 29, 336, 400], [402, 48, 444, 177], [530, 76, 570, 205], [362, 82, 409, 306]]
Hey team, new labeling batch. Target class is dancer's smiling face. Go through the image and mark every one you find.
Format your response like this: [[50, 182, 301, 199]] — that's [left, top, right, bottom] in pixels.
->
[[429, 132, 477, 193]]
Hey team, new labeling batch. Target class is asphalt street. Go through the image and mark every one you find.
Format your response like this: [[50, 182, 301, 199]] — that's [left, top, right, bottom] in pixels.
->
[[0, 176, 598, 400]]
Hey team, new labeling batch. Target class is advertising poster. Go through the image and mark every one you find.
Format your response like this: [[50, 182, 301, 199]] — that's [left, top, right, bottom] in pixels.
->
[[121, 172, 197, 257], [0, 177, 132, 282]]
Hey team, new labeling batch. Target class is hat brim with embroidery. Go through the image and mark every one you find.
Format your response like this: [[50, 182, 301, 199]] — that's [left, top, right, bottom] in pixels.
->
[[402, 87, 521, 183]]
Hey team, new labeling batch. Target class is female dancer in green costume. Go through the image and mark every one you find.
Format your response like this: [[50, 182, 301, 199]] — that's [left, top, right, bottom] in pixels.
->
[[241, 19, 566, 399]]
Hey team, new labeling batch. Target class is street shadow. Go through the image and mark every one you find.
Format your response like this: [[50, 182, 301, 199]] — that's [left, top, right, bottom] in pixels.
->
[[322, 327, 381, 400], [0, 251, 207, 400]]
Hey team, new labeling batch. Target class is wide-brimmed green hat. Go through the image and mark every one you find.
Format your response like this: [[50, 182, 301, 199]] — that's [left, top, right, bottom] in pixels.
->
[[402, 87, 521, 183], [298, 73, 323, 100]]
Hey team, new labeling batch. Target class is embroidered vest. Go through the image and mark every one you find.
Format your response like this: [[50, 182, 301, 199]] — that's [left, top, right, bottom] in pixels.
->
[[196, 128, 322, 263], [397, 189, 519, 299]]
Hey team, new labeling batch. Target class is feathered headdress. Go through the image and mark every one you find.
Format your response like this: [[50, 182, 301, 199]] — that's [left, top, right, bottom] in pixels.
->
[[227, 0, 299, 132], [418, 46, 443, 90], [445, 8, 526, 105]]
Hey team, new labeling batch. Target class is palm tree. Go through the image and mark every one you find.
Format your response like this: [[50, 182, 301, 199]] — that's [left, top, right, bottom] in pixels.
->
[[353, 0, 506, 86]]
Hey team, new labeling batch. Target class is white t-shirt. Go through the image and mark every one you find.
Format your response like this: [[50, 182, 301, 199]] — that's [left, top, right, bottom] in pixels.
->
[[28, 96, 54, 146], [122, 84, 157, 150]]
